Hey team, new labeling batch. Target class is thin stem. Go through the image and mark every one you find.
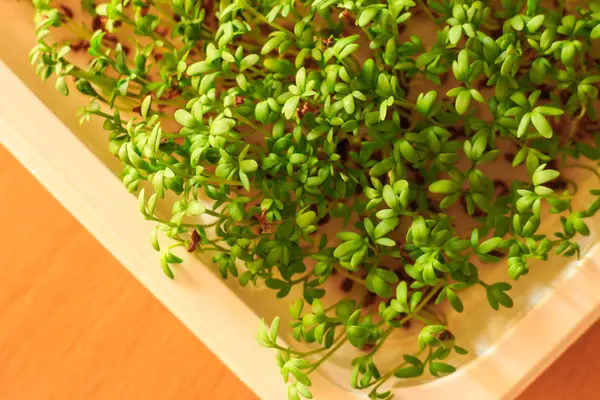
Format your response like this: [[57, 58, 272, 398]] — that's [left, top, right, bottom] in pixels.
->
[[563, 163, 600, 182], [368, 348, 426, 395], [275, 332, 344, 358], [289, 272, 313, 285], [363, 284, 443, 391], [412, 313, 438, 325], [306, 336, 348, 374], [417, 0, 438, 23], [333, 265, 367, 286], [244, 3, 293, 36], [233, 111, 272, 136]]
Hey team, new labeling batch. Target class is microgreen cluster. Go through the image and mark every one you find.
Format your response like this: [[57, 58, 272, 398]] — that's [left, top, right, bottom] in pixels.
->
[[31, 0, 600, 398]]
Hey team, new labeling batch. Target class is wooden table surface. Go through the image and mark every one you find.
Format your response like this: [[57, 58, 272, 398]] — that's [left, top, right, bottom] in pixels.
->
[[0, 143, 599, 400]]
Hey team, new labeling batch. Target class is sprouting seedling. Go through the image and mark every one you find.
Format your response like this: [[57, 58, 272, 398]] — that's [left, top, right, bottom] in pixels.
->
[[31, 0, 600, 398]]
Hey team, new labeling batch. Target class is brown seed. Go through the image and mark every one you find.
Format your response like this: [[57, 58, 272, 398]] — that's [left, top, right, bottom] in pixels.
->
[[489, 249, 506, 259], [191, 229, 200, 243], [449, 127, 467, 139], [71, 40, 90, 52], [400, 114, 412, 130], [259, 209, 272, 234], [371, 150, 383, 162], [337, 139, 351, 162], [59, 5, 74, 19], [427, 197, 441, 213], [234, 96, 244, 106], [301, 102, 311, 116], [363, 292, 377, 307], [546, 179, 568, 191], [163, 88, 181, 101], [408, 200, 419, 212], [156, 27, 169, 37], [103, 34, 118, 44], [397, 24, 407, 36], [141, 6, 150, 17], [361, 343, 375, 352], [493, 180, 509, 197], [474, 77, 487, 90], [340, 278, 354, 293], [317, 213, 331, 226], [92, 16, 107, 31], [437, 329, 454, 341], [297, 101, 310, 118], [132, 106, 142, 115], [187, 229, 201, 253], [413, 173, 425, 185], [322, 37, 334, 47], [353, 182, 364, 196], [394, 268, 406, 280]]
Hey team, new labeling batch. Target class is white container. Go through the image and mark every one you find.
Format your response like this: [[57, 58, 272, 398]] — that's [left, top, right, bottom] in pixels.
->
[[2, 3, 600, 399]]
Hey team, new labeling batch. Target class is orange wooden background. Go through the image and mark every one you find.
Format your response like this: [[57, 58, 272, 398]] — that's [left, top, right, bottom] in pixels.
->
[[1, 143, 599, 399]]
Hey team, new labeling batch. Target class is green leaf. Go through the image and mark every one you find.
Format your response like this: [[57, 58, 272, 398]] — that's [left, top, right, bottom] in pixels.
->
[[508, 257, 528, 280], [240, 159, 259, 173], [338, 43, 359, 60], [429, 362, 456, 377], [517, 113, 531, 138], [447, 289, 464, 312], [526, 15, 545, 33], [343, 95, 355, 114], [334, 240, 364, 259], [410, 291, 423, 312], [455, 90, 471, 115], [228, 202, 245, 222], [396, 281, 408, 304], [532, 168, 559, 186], [175, 109, 195, 128], [561, 43, 575, 66], [591, 24, 600, 40], [486, 283, 513, 310], [283, 95, 300, 119], [240, 54, 259, 71], [477, 237, 502, 254], [141, 95, 152, 119], [150, 225, 160, 251], [269, 316, 280, 343], [399, 141, 418, 164], [395, 365, 424, 379], [536, 106, 564, 116], [55, 76, 69, 96], [160, 252, 175, 279], [374, 217, 399, 239], [411, 216, 428, 245], [186, 200, 206, 216], [357, 8, 378, 26], [531, 112, 553, 138], [448, 25, 462, 44], [416, 90, 437, 116], [429, 180, 459, 194], [296, 211, 315, 230], [417, 325, 445, 349]]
